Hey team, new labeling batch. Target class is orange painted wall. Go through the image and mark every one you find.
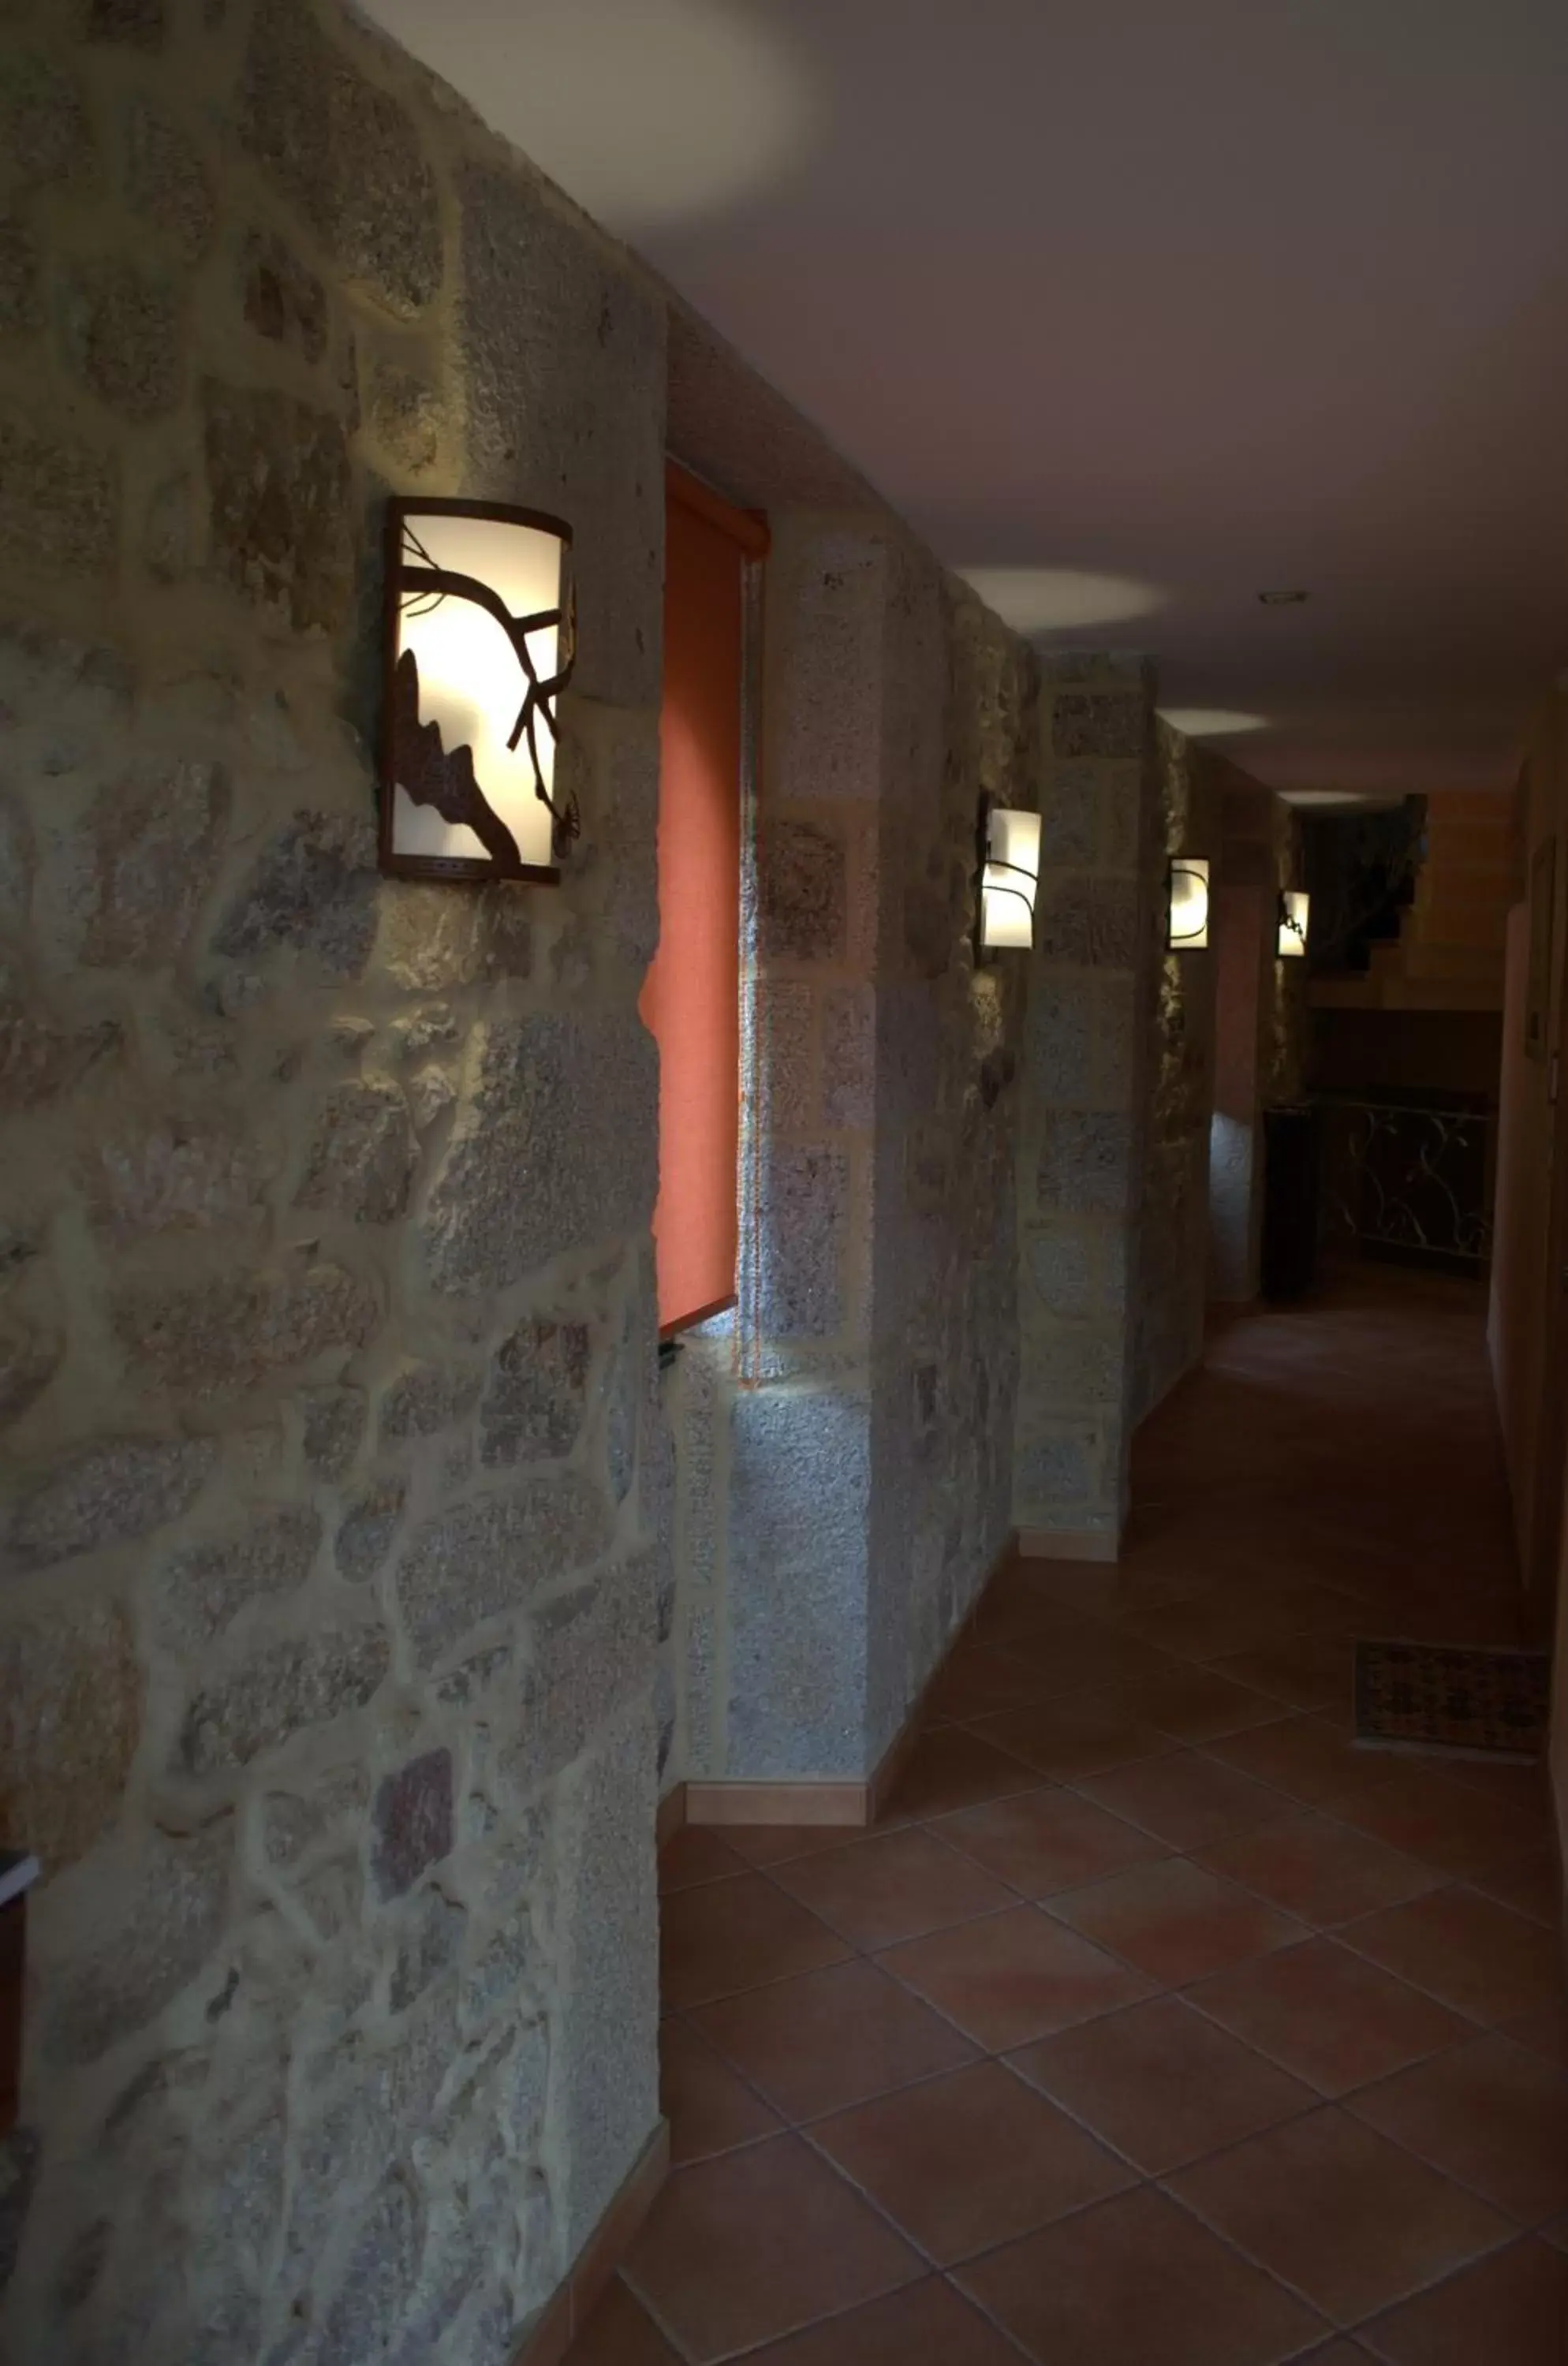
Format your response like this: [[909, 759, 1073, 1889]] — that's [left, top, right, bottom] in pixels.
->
[[639, 468, 763, 1334]]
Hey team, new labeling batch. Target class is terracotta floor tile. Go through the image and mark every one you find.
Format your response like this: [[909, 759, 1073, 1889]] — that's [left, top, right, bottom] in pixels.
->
[[658, 1826, 747, 1894], [880, 1726, 1042, 1821], [1197, 1809, 1440, 1928], [662, 2017, 782, 2165], [1009, 1993, 1316, 2173], [1341, 1888, 1565, 2025], [1202, 1713, 1380, 1805], [719, 1823, 879, 1868], [564, 2277, 683, 2364], [1049, 1858, 1306, 1985], [878, 1901, 1153, 2049], [922, 1640, 1058, 1723], [935, 1784, 1172, 1896], [1347, 2034, 1568, 2225], [691, 1957, 976, 2124], [1503, 1996, 1568, 2069], [989, 1622, 1183, 1694], [1330, 1767, 1534, 1880], [1468, 1845, 1562, 1928], [967, 1696, 1176, 1781], [1186, 1938, 1472, 2096], [955, 2184, 1328, 2366], [622, 2135, 921, 2362], [811, 2058, 1133, 2264], [660, 1873, 850, 2009], [1169, 2107, 1510, 2325], [1543, 2213, 1568, 2253], [767, 1824, 1015, 1951], [736, 2275, 1032, 2365], [1357, 2237, 1568, 2365], [1118, 1592, 1311, 1663], [1211, 1632, 1357, 1712], [1073, 1749, 1285, 1850], [1115, 1664, 1290, 1741]]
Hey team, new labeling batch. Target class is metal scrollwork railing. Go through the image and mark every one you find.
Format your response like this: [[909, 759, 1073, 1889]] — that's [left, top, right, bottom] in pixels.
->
[[1318, 1098, 1493, 1268]]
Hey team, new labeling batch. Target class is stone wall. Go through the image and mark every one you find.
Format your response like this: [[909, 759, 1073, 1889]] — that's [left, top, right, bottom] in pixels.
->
[[1208, 761, 1305, 1302], [0, 3, 668, 2358], [1012, 658, 1161, 1552], [1131, 722, 1219, 1424], [665, 535, 1030, 1785]]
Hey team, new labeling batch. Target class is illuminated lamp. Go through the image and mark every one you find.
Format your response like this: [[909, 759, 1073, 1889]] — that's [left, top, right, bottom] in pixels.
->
[[380, 498, 577, 882], [1279, 890, 1310, 957], [1167, 856, 1211, 950], [978, 804, 1041, 952]]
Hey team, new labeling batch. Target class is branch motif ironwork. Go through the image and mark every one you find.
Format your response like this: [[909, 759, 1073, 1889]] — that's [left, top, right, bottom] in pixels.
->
[[1322, 1099, 1491, 1265], [392, 521, 580, 862]]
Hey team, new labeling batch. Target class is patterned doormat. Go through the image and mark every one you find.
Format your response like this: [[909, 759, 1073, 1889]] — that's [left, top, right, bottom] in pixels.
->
[[1354, 1640, 1551, 1763]]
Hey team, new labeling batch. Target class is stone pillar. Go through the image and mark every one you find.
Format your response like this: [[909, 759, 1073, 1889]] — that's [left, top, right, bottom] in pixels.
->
[[1208, 772, 1297, 1302], [1133, 722, 1219, 1418], [1013, 657, 1161, 1557], [665, 529, 1032, 1783]]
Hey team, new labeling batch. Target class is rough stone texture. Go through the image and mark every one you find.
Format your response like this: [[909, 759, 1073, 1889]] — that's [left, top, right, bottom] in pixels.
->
[[334, 1479, 404, 1584], [212, 809, 377, 980], [727, 1390, 870, 1774], [60, 258, 184, 421], [377, 1362, 481, 1445], [300, 1384, 365, 1480], [4, 1435, 215, 1572], [297, 1077, 416, 1224], [420, 1015, 656, 1296], [369, 361, 439, 472], [0, 54, 95, 190], [0, 1599, 140, 1867], [125, 99, 214, 263], [116, 1261, 380, 1400], [203, 381, 354, 635], [160, 1508, 322, 1646], [395, 1474, 610, 1669], [551, 1708, 658, 2257], [0, 219, 39, 336], [1132, 724, 1220, 1422], [88, 0, 165, 44], [177, 1621, 390, 1773], [371, 1750, 452, 1900], [0, 421, 118, 576], [74, 759, 227, 968], [241, 228, 327, 361], [480, 1319, 590, 1465], [759, 819, 846, 962], [1014, 659, 1161, 1546], [239, 0, 440, 320], [47, 1823, 230, 2066]]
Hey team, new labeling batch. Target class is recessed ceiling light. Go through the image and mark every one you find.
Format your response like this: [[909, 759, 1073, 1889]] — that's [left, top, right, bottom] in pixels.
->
[[1258, 589, 1309, 606]]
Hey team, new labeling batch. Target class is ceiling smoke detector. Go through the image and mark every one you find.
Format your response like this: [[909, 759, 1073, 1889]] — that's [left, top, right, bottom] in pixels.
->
[[1258, 589, 1309, 606]]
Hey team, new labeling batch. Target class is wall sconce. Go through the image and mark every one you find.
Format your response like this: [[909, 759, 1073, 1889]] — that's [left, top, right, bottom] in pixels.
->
[[380, 498, 577, 883], [978, 804, 1042, 952], [1279, 890, 1310, 957], [1167, 856, 1211, 950]]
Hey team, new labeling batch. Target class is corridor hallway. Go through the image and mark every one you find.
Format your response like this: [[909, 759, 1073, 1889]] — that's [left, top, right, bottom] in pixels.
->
[[571, 1272, 1566, 2364]]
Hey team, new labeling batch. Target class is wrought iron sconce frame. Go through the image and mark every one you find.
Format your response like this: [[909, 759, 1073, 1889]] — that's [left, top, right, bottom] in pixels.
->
[[1167, 855, 1211, 950], [379, 495, 579, 886]]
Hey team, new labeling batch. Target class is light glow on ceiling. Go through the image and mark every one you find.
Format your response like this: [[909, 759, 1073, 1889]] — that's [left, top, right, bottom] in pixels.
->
[[959, 567, 1165, 636], [360, 0, 812, 231], [1159, 707, 1268, 738]]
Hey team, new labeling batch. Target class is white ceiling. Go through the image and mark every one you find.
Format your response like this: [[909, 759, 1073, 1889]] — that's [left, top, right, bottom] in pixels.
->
[[362, 0, 1568, 800]]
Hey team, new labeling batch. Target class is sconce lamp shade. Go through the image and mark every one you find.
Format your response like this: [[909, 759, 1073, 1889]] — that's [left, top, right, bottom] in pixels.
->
[[1168, 856, 1211, 950], [381, 498, 577, 883], [980, 806, 1041, 950], [1279, 889, 1310, 957]]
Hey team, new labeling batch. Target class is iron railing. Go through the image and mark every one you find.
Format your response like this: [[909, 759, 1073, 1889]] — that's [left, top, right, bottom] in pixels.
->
[[1316, 1097, 1494, 1271]]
